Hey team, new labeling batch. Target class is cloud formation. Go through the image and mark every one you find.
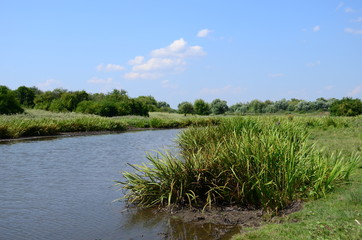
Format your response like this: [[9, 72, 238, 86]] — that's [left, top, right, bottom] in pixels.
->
[[124, 38, 205, 80], [306, 60, 321, 67], [37, 79, 63, 91], [345, 7, 356, 13], [345, 28, 362, 35], [197, 29, 211, 38], [268, 73, 285, 78], [351, 17, 362, 22], [348, 84, 362, 97], [96, 64, 125, 72], [313, 25, 321, 32], [161, 80, 179, 89], [336, 2, 344, 11], [87, 77, 122, 92]]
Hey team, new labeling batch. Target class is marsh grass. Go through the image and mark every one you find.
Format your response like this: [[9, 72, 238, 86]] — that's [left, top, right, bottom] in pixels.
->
[[117, 117, 360, 212]]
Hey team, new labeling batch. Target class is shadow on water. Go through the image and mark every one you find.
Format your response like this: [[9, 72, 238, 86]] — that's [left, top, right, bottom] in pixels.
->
[[119, 206, 244, 240]]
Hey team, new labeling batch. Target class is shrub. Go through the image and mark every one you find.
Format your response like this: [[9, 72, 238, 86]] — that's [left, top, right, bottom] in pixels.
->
[[117, 117, 360, 213], [0, 85, 24, 114], [330, 97, 362, 116]]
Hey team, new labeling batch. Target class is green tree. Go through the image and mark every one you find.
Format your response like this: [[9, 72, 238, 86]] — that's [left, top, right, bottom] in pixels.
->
[[330, 97, 362, 116], [210, 99, 228, 115], [136, 96, 158, 112], [194, 99, 211, 115], [178, 101, 194, 116], [14, 86, 36, 107], [0, 85, 24, 114]]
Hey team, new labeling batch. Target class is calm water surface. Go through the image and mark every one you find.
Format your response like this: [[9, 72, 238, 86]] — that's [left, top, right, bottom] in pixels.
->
[[0, 130, 181, 240]]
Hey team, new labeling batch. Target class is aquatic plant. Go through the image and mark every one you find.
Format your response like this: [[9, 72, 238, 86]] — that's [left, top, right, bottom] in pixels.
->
[[117, 117, 360, 212]]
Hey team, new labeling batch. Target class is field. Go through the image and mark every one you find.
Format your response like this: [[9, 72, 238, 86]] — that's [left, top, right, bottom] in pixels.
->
[[1, 110, 361, 239]]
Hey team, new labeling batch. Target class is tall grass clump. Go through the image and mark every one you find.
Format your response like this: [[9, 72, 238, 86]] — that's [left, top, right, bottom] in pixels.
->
[[117, 117, 360, 213]]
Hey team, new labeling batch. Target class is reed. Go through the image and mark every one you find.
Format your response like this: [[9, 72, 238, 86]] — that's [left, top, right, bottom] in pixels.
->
[[117, 117, 360, 212]]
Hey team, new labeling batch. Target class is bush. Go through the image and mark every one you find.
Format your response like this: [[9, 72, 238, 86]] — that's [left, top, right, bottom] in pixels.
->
[[330, 97, 362, 116], [0, 86, 24, 114], [117, 117, 360, 212]]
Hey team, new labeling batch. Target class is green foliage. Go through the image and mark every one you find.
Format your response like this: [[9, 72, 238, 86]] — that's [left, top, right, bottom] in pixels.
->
[[194, 99, 211, 115], [210, 98, 228, 115], [117, 117, 360, 212], [14, 86, 36, 107], [178, 101, 194, 116], [330, 97, 362, 116], [0, 85, 24, 114]]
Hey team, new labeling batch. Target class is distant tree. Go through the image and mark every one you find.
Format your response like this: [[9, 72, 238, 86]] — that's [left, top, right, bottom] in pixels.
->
[[194, 99, 211, 115], [178, 101, 194, 116], [295, 100, 313, 113], [314, 98, 329, 112], [14, 86, 36, 107], [330, 97, 362, 116], [210, 99, 228, 115], [247, 99, 265, 114], [274, 99, 289, 112], [0, 85, 24, 114], [136, 96, 158, 112]]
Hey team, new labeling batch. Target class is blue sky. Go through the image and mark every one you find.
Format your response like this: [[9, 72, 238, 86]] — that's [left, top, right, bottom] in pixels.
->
[[1, 1, 361, 108]]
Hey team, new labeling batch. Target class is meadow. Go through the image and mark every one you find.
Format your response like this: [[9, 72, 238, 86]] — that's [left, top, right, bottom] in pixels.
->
[[0, 109, 221, 139]]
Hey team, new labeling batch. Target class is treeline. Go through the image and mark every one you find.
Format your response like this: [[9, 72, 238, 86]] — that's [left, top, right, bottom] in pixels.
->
[[1, 85, 361, 116], [178, 98, 362, 116], [0, 85, 173, 117]]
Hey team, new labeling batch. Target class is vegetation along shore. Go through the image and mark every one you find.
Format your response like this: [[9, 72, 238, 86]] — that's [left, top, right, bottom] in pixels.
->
[[1, 84, 362, 239]]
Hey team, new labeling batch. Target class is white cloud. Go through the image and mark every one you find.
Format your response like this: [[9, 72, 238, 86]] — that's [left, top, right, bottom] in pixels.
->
[[128, 56, 144, 65], [37, 79, 63, 91], [351, 17, 362, 22], [348, 84, 362, 96], [345, 28, 362, 35], [124, 38, 205, 80], [88, 77, 113, 84], [345, 7, 356, 13], [197, 29, 211, 38], [200, 85, 243, 96], [268, 73, 285, 78], [325, 85, 334, 90], [161, 80, 179, 89], [313, 25, 321, 32], [132, 58, 185, 72], [151, 38, 205, 58], [306, 60, 321, 67], [336, 2, 344, 11], [96, 64, 125, 72], [87, 77, 122, 92], [124, 72, 164, 80]]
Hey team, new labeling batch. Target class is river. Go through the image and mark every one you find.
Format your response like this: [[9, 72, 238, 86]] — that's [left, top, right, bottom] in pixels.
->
[[0, 130, 186, 240]]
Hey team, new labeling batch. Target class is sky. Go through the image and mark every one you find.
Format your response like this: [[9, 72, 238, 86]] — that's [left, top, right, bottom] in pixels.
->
[[1, 1, 361, 108]]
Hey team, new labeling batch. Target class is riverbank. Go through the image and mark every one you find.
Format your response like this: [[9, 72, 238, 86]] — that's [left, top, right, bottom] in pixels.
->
[[0, 109, 221, 140]]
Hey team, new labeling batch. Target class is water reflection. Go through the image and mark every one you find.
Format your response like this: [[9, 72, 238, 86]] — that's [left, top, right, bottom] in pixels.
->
[[0, 129, 243, 240]]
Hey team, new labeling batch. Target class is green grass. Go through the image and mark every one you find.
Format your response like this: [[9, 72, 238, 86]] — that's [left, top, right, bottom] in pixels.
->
[[0, 109, 221, 139], [116, 116, 360, 213], [231, 120, 362, 240]]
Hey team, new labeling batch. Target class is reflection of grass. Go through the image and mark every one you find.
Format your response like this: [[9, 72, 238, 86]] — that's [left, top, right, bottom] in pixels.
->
[[118, 117, 360, 213], [232, 123, 362, 240]]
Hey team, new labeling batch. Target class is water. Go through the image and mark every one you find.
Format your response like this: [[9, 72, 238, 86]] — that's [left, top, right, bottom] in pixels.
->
[[0, 130, 181, 240]]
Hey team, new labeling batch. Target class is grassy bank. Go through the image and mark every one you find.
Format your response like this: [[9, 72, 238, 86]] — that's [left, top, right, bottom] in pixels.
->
[[117, 116, 360, 213], [0, 109, 221, 139], [231, 119, 362, 240]]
